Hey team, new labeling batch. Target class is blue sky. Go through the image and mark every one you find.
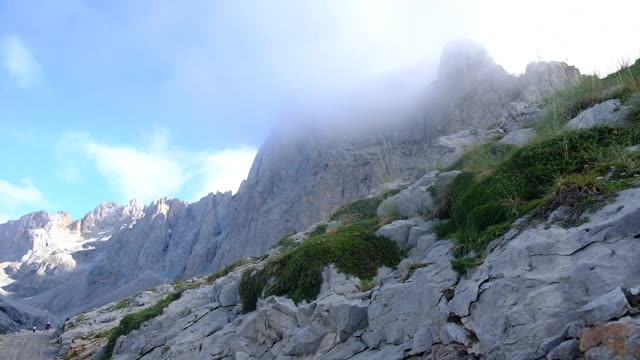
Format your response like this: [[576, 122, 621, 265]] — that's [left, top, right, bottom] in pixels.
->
[[1, 0, 639, 222]]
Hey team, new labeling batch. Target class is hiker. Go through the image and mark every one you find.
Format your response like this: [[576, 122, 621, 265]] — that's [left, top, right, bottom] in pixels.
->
[[44, 322, 51, 333], [32, 325, 36, 333]]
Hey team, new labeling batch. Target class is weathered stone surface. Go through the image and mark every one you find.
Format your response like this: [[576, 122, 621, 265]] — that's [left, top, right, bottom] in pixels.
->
[[519, 61, 581, 103], [546, 339, 578, 360], [579, 318, 640, 359], [450, 189, 640, 359], [375, 218, 426, 248], [422, 344, 477, 360], [567, 99, 631, 129], [363, 241, 458, 348], [497, 101, 543, 131], [578, 287, 630, 325]]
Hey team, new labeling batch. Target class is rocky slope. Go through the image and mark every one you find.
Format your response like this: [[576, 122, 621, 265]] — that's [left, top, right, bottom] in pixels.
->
[[0, 41, 581, 323], [47, 54, 640, 359], [53, 181, 640, 359]]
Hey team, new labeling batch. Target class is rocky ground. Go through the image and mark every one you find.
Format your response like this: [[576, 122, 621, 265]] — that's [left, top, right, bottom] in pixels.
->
[[49, 184, 640, 359], [0, 330, 58, 360]]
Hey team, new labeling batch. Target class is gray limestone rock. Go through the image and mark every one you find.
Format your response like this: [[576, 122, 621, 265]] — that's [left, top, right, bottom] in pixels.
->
[[578, 287, 631, 325], [375, 218, 427, 248], [499, 128, 536, 146], [567, 99, 631, 129], [450, 189, 640, 359], [546, 339, 578, 360]]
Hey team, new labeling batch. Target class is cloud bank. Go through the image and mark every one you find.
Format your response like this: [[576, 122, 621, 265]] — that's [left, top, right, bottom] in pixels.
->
[[59, 130, 257, 204]]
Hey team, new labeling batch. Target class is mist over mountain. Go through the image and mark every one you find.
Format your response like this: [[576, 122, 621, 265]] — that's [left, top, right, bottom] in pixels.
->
[[1, 3, 640, 358], [1, 39, 578, 316]]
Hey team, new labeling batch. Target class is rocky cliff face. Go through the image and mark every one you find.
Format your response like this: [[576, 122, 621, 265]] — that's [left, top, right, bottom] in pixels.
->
[[209, 41, 580, 270], [0, 41, 580, 319]]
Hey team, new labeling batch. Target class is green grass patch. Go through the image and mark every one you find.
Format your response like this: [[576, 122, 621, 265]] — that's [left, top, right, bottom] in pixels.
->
[[205, 258, 257, 285], [534, 75, 604, 137], [171, 279, 200, 293], [451, 257, 484, 274], [274, 235, 298, 252], [308, 223, 328, 237], [447, 142, 516, 177], [534, 57, 640, 137], [102, 292, 182, 359], [329, 190, 400, 223], [603, 58, 640, 100], [437, 127, 640, 272], [358, 278, 376, 292], [112, 296, 134, 311], [239, 218, 401, 312]]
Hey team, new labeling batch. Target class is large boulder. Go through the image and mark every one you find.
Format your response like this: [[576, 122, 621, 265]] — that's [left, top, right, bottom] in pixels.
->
[[577, 287, 631, 325], [566, 99, 631, 129], [375, 218, 427, 248]]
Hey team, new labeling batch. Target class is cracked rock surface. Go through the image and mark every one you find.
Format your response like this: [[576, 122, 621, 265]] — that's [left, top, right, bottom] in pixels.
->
[[53, 186, 640, 360]]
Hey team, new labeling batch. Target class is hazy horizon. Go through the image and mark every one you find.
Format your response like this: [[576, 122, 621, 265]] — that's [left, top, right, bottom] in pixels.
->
[[1, 0, 639, 222]]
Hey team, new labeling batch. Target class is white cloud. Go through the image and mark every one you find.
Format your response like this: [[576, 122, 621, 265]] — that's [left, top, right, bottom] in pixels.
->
[[0, 178, 48, 221], [196, 147, 257, 199], [61, 130, 257, 203], [86, 142, 187, 202], [1, 34, 43, 88]]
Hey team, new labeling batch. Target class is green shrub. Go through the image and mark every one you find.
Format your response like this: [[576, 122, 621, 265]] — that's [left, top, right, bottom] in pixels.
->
[[274, 235, 298, 252], [430, 172, 475, 220], [438, 127, 640, 272], [205, 258, 256, 285], [239, 218, 401, 311], [102, 292, 182, 359], [447, 142, 515, 177], [604, 58, 640, 99], [358, 278, 376, 291], [451, 257, 484, 274], [308, 223, 328, 237], [535, 58, 640, 137], [377, 200, 401, 223], [171, 279, 200, 293], [534, 75, 604, 137]]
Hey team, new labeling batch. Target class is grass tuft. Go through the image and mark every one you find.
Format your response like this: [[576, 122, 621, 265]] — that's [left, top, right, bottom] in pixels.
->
[[239, 218, 401, 312], [112, 296, 134, 311], [436, 127, 640, 273], [329, 190, 400, 223], [102, 292, 182, 359], [308, 223, 328, 237]]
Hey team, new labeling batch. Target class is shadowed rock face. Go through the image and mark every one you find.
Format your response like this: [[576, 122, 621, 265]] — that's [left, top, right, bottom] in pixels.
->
[[0, 42, 580, 318], [0, 295, 49, 334]]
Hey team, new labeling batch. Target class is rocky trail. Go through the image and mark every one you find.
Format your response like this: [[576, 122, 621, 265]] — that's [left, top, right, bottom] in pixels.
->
[[0, 330, 59, 360]]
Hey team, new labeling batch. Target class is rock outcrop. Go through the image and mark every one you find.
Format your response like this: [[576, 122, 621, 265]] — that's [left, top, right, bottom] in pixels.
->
[[0, 295, 50, 334]]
